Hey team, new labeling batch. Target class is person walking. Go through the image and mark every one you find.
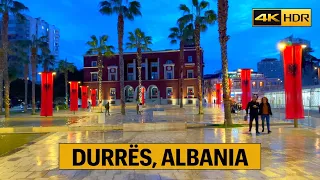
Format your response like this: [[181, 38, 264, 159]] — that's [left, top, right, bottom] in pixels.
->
[[246, 95, 260, 134], [88, 102, 92, 112], [259, 97, 272, 133], [105, 102, 110, 116]]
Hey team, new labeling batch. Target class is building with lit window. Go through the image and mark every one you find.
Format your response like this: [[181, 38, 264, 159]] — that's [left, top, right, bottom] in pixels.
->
[[257, 58, 283, 79], [204, 71, 282, 103], [83, 46, 204, 105]]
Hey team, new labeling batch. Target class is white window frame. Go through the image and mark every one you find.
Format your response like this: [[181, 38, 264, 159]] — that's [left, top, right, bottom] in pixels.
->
[[91, 61, 97, 67], [108, 67, 118, 81], [110, 88, 116, 100], [187, 70, 194, 78], [188, 56, 193, 63], [187, 86, 194, 98], [90, 72, 98, 81], [166, 87, 173, 99], [166, 71, 173, 79]]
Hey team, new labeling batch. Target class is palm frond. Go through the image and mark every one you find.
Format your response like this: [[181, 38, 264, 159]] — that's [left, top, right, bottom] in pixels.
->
[[179, 4, 190, 14], [99, 1, 113, 15], [178, 14, 193, 25], [128, 1, 141, 16], [204, 10, 217, 24], [199, 0, 209, 10], [170, 39, 178, 44]]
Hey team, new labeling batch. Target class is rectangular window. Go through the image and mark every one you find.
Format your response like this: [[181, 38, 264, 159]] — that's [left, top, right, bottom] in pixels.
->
[[166, 72, 173, 79], [166, 87, 173, 99], [259, 81, 264, 87], [127, 74, 133, 81], [188, 56, 193, 63], [110, 88, 116, 99], [151, 62, 157, 67], [187, 86, 194, 97], [128, 63, 134, 68], [151, 72, 158, 80], [187, 70, 194, 78], [91, 73, 98, 81], [111, 74, 116, 81], [91, 61, 97, 67]]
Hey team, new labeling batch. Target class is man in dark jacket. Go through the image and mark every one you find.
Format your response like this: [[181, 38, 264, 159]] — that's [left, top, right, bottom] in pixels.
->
[[246, 96, 260, 134]]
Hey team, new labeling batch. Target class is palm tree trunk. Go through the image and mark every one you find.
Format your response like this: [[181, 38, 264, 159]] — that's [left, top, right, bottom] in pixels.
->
[[179, 40, 185, 108], [31, 48, 37, 115], [218, 0, 232, 125], [2, 12, 10, 117], [194, 23, 203, 114], [24, 63, 29, 112], [137, 47, 142, 103], [97, 54, 103, 113], [64, 73, 68, 107], [0, 64, 3, 113], [118, 14, 126, 115]]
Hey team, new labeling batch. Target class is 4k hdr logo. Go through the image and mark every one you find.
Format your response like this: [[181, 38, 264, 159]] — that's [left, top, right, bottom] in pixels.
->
[[252, 8, 311, 27]]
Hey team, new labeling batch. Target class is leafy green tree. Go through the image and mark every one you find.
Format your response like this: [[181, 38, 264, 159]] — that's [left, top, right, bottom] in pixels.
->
[[57, 59, 76, 106], [179, 0, 216, 114], [99, 0, 141, 115], [0, 0, 28, 117], [86, 35, 114, 112], [126, 28, 152, 103]]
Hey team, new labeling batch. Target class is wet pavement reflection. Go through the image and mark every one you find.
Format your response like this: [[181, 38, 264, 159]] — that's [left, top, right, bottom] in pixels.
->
[[0, 127, 320, 179]]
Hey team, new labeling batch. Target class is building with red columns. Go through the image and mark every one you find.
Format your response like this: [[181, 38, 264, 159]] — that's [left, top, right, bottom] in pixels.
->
[[83, 46, 204, 105]]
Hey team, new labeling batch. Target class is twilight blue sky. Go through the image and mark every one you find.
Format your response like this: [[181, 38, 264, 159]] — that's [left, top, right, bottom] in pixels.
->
[[20, 0, 319, 74]]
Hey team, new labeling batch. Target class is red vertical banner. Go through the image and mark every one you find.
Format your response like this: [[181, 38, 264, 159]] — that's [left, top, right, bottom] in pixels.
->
[[40, 72, 54, 116], [91, 89, 97, 106], [283, 45, 304, 119], [215, 83, 221, 104], [81, 86, 88, 109], [141, 88, 145, 105], [241, 69, 251, 109], [69, 81, 78, 111]]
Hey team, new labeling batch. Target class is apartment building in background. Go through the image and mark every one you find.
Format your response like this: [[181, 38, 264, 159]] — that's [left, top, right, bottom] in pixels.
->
[[83, 46, 204, 106], [257, 58, 283, 79], [0, 14, 60, 80]]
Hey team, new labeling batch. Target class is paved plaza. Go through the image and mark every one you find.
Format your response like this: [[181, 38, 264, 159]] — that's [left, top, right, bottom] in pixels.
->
[[0, 106, 320, 179]]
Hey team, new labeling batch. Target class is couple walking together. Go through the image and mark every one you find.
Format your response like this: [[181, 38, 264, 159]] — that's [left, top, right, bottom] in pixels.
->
[[246, 96, 272, 134]]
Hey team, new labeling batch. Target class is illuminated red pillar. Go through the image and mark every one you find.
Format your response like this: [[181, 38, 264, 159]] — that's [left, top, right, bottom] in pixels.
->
[[40, 72, 54, 117], [91, 89, 97, 107], [81, 86, 88, 109], [69, 81, 79, 111], [241, 69, 251, 109], [215, 83, 221, 104], [283, 45, 304, 119]]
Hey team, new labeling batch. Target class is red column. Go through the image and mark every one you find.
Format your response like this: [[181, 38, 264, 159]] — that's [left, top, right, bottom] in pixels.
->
[[69, 81, 79, 111], [283, 45, 304, 119], [241, 69, 251, 109], [91, 89, 97, 107], [81, 86, 88, 109], [216, 83, 221, 104], [141, 88, 145, 105], [40, 72, 54, 116]]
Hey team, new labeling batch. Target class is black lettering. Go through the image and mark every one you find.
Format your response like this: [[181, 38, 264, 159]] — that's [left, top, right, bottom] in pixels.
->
[[73, 149, 86, 166], [283, 13, 292, 22], [87, 149, 100, 166], [302, 14, 309, 22], [161, 149, 175, 166], [101, 149, 114, 166], [187, 149, 198, 166], [140, 149, 152, 166], [200, 149, 213, 166], [235, 149, 248, 166], [115, 149, 127, 166], [214, 149, 227, 166], [129, 148, 139, 166], [176, 149, 185, 166], [229, 149, 234, 166]]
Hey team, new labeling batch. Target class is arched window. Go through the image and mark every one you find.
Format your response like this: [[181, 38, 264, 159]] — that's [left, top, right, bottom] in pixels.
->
[[166, 60, 173, 64]]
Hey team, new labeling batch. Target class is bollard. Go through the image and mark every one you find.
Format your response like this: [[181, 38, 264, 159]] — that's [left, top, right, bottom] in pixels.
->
[[294, 119, 298, 128]]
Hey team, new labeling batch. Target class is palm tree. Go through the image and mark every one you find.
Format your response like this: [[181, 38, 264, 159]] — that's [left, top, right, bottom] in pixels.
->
[[126, 28, 152, 103], [40, 49, 56, 71], [11, 40, 30, 112], [168, 21, 193, 108], [0, 0, 28, 117], [179, 0, 216, 114], [57, 59, 75, 106], [99, 0, 141, 115], [86, 35, 114, 113], [29, 35, 48, 114], [218, 0, 232, 125]]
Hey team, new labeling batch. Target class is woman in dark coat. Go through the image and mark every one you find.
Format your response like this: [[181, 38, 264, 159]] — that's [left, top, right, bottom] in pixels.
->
[[259, 97, 273, 133]]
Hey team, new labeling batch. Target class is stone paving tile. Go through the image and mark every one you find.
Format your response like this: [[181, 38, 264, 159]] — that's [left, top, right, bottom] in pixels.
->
[[1, 126, 320, 179]]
